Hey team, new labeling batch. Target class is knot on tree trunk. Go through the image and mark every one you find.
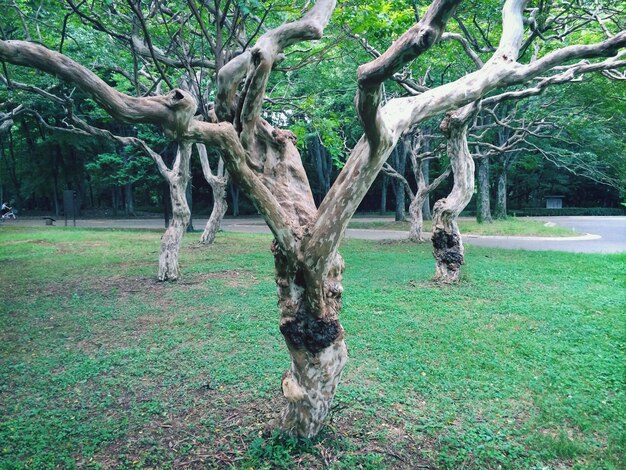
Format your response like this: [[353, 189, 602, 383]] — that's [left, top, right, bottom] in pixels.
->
[[413, 26, 437, 52], [282, 370, 306, 402], [272, 128, 298, 148], [165, 88, 197, 138]]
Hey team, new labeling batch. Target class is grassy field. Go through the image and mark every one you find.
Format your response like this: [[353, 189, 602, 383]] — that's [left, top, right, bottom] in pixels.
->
[[348, 217, 577, 237], [0, 226, 624, 469]]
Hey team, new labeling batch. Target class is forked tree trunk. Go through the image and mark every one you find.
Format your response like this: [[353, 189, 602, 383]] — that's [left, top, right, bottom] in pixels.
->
[[432, 103, 477, 283], [494, 171, 508, 219], [197, 144, 229, 245], [158, 144, 192, 281], [476, 157, 492, 223], [201, 182, 228, 244]]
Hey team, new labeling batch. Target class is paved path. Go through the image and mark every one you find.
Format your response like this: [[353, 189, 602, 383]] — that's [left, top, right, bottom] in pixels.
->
[[4, 215, 625, 253]]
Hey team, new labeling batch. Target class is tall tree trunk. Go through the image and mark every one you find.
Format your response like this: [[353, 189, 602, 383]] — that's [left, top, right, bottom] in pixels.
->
[[186, 181, 194, 232], [422, 159, 432, 221], [476, 157, 492, 223], [494, 171, 508, 219], [200, 180, 228, 244], [158, 144, 192, 282], [391, 145, 407, 221], [432, 103, 478, 283], [162, 182, 170, 228], [309, 136, 324, 206], [229, 182, 239, 217], [111, 185, 118, 216], [380, 174, 388, 213], [124, 182, 135, 216]]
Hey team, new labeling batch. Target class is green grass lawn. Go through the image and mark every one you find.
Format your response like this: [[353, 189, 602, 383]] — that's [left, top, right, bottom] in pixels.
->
[[348, 217, 578, 237], [1, 226, 624, 469]]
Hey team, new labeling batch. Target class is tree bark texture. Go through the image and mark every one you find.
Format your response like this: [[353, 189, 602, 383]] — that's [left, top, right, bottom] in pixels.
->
[[431, 103, 478, 282], [476, 157, 492, 223]]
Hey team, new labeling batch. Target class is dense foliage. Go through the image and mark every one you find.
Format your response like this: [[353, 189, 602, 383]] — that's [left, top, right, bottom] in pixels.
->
[[0, 0, 624, 216]]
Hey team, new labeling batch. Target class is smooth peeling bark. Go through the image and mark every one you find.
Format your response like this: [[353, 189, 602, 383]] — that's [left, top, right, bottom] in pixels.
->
[[3, 0, 624, 442], [431, 103, 478, 283], [408, 164, 450, 242]]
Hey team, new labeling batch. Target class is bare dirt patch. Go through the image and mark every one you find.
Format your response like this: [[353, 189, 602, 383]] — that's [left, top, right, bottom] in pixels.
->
[[85, 387, 437, 469]]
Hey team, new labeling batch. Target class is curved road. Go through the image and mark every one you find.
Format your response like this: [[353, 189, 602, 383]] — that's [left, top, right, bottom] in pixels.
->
[[5, 215, 625, 253]]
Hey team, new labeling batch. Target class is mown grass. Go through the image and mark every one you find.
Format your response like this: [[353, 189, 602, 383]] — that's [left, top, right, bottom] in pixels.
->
[[0, 226, 624, 469], [348, 217, 578, 237]]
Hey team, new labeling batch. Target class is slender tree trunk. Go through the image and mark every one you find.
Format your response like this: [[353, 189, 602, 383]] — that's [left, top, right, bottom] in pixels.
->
[[380, 174, 388, 213], [186, 181, 194, 232], [432, 104, 477, 283], [476, 157, 492, 223], [158, 144, 192, 282], [162, 183, 170, 228], [391, 146, 407, 221], [124, 183, 135, 216], [111, 186, 118, 216], [229, 181, 239, 217], [494, 171, 508, 219], [310, 136, 324, 206], [422, 159, 432, 221], [200, 182, 228, 244]]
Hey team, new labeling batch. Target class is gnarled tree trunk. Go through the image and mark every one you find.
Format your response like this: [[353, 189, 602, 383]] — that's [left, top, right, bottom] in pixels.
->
[[432, 103, 478, 283]]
